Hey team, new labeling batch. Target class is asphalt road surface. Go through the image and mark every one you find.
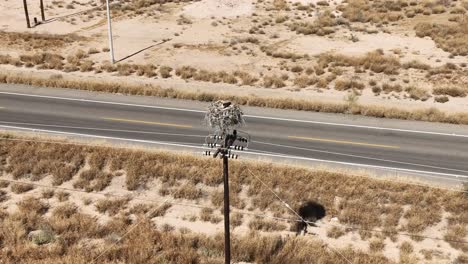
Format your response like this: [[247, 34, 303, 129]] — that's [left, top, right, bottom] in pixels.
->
[[0, 85, 467, 185]]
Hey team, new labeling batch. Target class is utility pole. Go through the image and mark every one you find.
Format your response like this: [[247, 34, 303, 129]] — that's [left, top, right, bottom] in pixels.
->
[[203, 101, 249, 264], [105, 0, 115, 63], [23, 0, 31, 28], [40, 0, 45, 21]]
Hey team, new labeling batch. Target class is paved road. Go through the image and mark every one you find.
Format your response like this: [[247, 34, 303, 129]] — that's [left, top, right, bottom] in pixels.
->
[[0, 85, 467, 185]]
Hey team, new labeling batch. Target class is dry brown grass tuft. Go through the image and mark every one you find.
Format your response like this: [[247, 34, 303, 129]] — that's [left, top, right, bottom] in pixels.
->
[[433, 86, 467, 97], [327, 225, 346, 238], [95, 197, 130, 216], [199, 207, 222, 223], [249, 217, 287, 232], [0, 31, 85, 51], [319, 50, 401, 75], [11, 183, 34, 194], [290, 11, 338, 36], [263, 75, 286, 88], [415, 17, 468, 56], [405, 86, 430, 101], [335, 79, 365, 91]]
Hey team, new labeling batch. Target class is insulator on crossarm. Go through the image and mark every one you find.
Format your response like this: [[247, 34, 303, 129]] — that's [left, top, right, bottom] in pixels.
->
[[227, 153, 238, 159], [232, 145, 246, 151], [237, 137, 248, 143], [202, 151, 212, 156], [204, 143, 219, 148]]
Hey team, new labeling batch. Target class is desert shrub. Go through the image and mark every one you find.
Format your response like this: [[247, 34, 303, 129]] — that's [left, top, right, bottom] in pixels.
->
[[415, 18, 468, 56], [290, 11, 338, 36], [399, 241, 413, 255], [327, 225, 345, 238], [173, 182, 203, 200], [294, 75, 318, 88], [249, 217, 287, 232], [406, 86, 430, 101], [402, 60, 431, 70], [433, 87, 467, 97], [41, 189, 55, 199], [263, 75, 286, 88], [136, 64, 157, 77], [335, 79, 365, 91], [116, 63, 136, 76], [318, 50, 401, 75], [176, 66, 197, 79], [159, 66, 173, 78], [434, 95, 449, 103], [234, 71, 258, 86], [199, 207, 222, 224], [17, 196, 49, 214], [231, 212, 243, 227], [369, 239, 385, 253], [382, 83, 403, 93], [95, 198, 129, 216], [55, 191, 70, 202], [0, 190, 8, 202], [79, 60, 94, 72], [11, 183, 34, 194]]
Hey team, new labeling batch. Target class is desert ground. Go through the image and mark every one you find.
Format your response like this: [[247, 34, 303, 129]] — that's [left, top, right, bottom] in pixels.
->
[[1, 1, 468, 263], [0, 133, 466, 263], [0, 0, 467, 118]]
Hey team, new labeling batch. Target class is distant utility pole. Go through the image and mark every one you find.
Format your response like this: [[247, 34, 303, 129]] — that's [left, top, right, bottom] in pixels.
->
[[23, 0, 31, 28], [40, 0, 45, 21], [105, 0, 115, 63], [203, 101, 249, 264]]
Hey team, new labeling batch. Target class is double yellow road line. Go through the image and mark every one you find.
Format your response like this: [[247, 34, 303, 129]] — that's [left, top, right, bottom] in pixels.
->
[[102, 117, 399, 149], [288, 136, 400, 149], [102, 117, 192, 128]]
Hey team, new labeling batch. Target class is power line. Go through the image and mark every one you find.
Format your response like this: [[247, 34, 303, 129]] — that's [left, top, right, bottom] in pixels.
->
[[247, 168, 353, 264], [249, 169, 468, 244], [1, 176, 467, 246]]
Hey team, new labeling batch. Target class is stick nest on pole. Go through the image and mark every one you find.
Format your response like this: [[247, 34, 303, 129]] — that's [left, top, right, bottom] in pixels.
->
[[205, 101, 244, 135]]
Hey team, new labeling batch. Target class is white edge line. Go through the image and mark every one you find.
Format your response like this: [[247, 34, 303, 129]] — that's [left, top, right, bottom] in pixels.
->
[[0, 124, 467, 180], [1, 91, 468, 138]]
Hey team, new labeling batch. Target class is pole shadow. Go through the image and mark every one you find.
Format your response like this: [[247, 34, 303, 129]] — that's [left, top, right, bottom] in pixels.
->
[[33, 4, 104, 27], [115, 39, 171, 63]]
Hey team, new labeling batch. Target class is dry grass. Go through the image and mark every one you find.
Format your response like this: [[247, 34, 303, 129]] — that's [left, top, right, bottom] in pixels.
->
[[1, 136, 466, 244], [0, 31, 85, 51], [318, 50, 401, 75], [405, 86, 430, 101], [248, 217, 287, 232], [290, 11, 338, 36], [433, 86, 467, 97], [0, 201, 396, 263], [10, 183, 34, 194], [335, 79, 365, 91], [0, 135, 466, 262], [327, 225, 346, 238], [415, 16, 468, 56], [95, 197, 130, 216], [1, 72, 468, 125]]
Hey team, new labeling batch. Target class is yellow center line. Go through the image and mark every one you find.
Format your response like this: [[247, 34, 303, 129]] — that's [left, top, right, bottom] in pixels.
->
[[102, 117, 193, 129], [288, 136, 400, 149]]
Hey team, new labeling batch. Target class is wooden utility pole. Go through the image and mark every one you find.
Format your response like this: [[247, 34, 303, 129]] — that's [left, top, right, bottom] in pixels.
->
[[40, 0, 45, 21], [23, 0, 31, 28]]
